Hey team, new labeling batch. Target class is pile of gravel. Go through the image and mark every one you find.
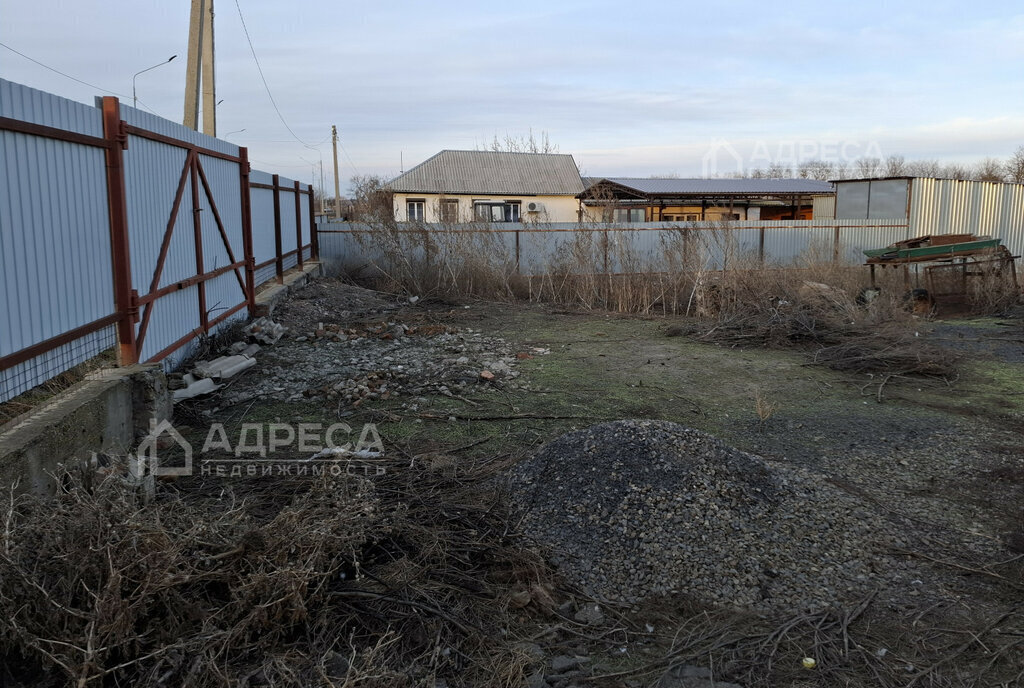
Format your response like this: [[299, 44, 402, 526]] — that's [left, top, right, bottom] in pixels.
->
[[510, 420, 918, 613]]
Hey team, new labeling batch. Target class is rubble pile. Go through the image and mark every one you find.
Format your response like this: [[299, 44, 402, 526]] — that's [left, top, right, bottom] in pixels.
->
[[214, 318, 540, 409], [511, 420, 924, 613]]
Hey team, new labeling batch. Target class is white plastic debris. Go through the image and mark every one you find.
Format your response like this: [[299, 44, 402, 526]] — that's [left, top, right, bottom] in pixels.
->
[[193, 354, 257, 380], [310, 447, 383, 460], [172, 377, 222, 401], [228, 341, 261, 357]]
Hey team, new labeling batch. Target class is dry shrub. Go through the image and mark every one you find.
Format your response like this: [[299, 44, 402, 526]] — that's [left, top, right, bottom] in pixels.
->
[[0, 454, 548, 687], [692, 255, 962, 383], [349, 219, 517, 300]]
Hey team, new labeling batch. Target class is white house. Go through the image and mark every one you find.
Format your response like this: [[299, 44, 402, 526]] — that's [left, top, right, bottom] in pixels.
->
[[388, 150, 585, 223]]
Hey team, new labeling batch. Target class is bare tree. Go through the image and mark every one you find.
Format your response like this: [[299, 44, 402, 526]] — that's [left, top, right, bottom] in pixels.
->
[[906, 159, 942, 177], [350, 174, 395, 222], [765, 162, 794, 178], [884, 154, 906, 176], [974, 157, 1006, 182], [943, 163, 971, 180], [485, 129, 559, 154], [854, 157, 883, 178], [1005, 146, 1024, 183], [798, 159, 836, 180]]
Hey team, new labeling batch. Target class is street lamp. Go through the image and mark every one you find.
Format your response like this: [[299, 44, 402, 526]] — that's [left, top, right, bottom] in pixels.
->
[[224, 128, 246, 139], [132, 55, 177, 108]]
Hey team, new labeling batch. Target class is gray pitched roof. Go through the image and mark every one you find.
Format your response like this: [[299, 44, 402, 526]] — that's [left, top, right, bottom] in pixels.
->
[[598, 178, 835, 196], [389, 150, 584, 196]]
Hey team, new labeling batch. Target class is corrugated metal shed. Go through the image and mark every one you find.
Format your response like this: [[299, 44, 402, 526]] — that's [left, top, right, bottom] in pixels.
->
[[597, 178, 835, 196], [389, 150, 584, 195], [835, 177, 1024, 257]]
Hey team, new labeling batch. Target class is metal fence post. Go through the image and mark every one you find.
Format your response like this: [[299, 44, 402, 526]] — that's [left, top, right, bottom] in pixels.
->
[[307, 183, 319, 260], [294, 180, 304, 269], [272, 174, 283, 283], [101, 97, 138, 364], [190, 154, 208, 333], [515, 230, 521, 274], [238, 147, 256, 314]]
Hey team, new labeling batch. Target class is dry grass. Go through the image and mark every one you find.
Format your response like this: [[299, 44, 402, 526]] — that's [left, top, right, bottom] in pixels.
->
[[0, 452, 551, 687], [753, 390, 779, 433], [0, 349, 118, 427], [612, 594, 1024, 688], [348, 220, 518, 300], [344, 222, 985, 388], [690, 261, 965, 389]]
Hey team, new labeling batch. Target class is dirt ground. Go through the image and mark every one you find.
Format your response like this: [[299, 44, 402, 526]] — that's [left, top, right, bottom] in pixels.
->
[[164, 279, 1024, 686]]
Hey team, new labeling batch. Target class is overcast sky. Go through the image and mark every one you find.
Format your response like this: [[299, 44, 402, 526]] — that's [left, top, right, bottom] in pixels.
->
[[2, 0, 1023, 192]]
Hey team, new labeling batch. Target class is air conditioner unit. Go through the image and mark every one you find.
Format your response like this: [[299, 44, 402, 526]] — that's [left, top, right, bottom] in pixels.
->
[[526, 201, 545, 213]]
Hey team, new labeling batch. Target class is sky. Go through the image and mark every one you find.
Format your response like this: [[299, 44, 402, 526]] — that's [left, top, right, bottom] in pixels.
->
[[2, 0, 1023, 194]]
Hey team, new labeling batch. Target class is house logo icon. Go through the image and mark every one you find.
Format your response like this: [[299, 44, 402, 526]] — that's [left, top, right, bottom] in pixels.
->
[[701, 138, 744, 177], [134, 418, 193, 477]]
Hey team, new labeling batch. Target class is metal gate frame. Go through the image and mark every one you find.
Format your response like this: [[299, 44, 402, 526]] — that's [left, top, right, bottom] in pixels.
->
[[0, 94, 318, 380]]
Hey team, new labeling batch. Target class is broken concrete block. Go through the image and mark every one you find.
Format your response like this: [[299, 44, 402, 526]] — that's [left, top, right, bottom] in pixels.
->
[[244, 317, 286, 345]]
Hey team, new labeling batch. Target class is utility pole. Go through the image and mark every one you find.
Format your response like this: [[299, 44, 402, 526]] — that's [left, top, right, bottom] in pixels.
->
[[201, 0, 216, 137], [332, 125, 341, 219], [320, 160, 326, 214], [183, 0, 216, 136]]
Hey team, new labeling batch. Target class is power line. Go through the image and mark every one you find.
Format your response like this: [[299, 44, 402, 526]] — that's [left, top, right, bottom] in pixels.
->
[[0, 41, 126, 97], [0, 41, 168, 118], [339, 142, 361, 177], [233, 0, 318, 150]]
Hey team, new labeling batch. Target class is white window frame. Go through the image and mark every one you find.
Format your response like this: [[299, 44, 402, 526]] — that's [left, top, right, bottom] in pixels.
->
[[407, 199, 425, 222]]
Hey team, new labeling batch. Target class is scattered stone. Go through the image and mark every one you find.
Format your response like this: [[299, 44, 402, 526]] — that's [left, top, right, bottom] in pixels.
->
[[664, 325, 685, 337], [657, 664, 744, 688], [243, 316, 286, 345], [218, 318, 523, 409], [509, 589, 532, 608], [479, 370, 495, 381], [549, 655, 589, 673], [525, 671, 550, 688], [573, 604, 604, 625]]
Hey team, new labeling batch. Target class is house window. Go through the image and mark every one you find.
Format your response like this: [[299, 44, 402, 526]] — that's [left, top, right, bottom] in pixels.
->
[[613, 208, 645, 223], [407, 199, 425, 221], [440, 199, 459, 223], [474, 201, 521, 222]]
